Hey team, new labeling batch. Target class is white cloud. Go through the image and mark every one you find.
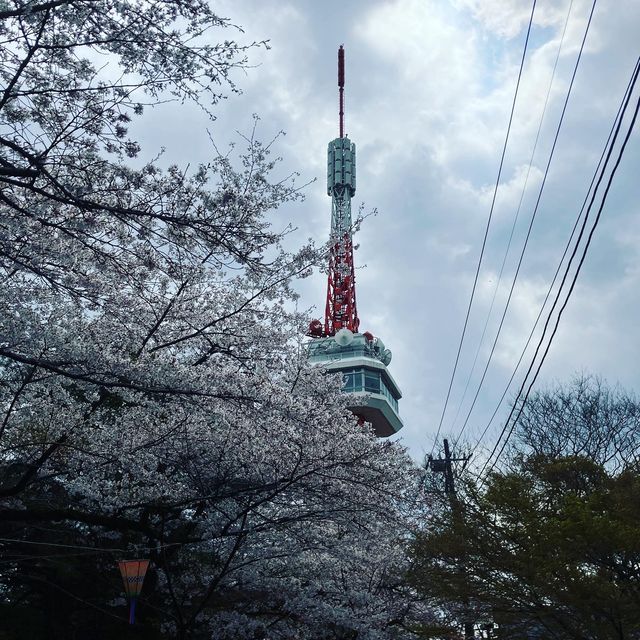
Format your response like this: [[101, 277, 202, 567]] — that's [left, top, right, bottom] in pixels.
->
[[453, 0, 573, 39], [127, 0, 640, 460]]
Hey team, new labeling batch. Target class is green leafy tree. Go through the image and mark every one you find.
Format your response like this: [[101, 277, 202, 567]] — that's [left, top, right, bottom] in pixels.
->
[[409, 378, 640, 639]]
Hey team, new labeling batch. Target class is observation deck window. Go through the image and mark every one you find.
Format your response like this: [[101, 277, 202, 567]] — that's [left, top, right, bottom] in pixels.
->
[[364, 371, 380, 393], [341, 368, 399, 414]]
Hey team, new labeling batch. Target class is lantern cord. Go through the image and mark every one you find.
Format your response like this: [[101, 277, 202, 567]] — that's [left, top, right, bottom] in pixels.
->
[[0, 536, 183, 552], [25, 572, 125, 622], [0, 549, 109, 563]]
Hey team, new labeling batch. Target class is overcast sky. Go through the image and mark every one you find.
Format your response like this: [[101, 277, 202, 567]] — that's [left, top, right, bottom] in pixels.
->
[[135, 0, 640, 463]]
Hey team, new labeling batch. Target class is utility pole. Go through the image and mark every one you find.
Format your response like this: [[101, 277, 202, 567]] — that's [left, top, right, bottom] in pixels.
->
[[443, 438, 456, 494], [429, 438, 474, 640], [428, 438, 468, 495]]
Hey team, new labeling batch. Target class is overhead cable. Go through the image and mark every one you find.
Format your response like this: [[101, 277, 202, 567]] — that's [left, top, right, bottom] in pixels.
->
[[431, 0, 538, 455], [451, 0, 575, 445], [467, 54, 640, 465], [479, 56, 640, 479]]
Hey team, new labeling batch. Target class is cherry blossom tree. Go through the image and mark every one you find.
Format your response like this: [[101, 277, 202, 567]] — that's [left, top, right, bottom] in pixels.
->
[[0, 1, 425, 637]]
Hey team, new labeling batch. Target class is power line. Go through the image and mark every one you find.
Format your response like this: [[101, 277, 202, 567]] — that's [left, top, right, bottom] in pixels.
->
[[467, 55, 640, 466], [451, 0, 575, 445], [431, 0, 538, 455], [483, 78, 640, 478], [453, 0, 594, 445], [479, 57, 640, 479]]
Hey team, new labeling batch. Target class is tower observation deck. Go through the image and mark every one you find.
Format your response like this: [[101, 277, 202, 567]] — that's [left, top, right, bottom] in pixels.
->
[[307, 46, 403, 437]]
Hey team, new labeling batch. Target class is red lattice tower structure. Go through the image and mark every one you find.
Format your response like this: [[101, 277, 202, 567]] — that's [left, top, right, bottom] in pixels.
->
[[308, 45, 359, 338]]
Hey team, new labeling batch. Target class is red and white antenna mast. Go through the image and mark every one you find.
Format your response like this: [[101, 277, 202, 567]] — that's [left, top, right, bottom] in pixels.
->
[[308, 45, 360, 337]]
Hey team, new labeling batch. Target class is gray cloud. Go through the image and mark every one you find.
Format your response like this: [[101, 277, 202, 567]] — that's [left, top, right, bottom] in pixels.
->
[[129, 0, 640, 462]]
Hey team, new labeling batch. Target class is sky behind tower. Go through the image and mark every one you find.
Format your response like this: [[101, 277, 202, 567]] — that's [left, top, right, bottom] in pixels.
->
[[133, 0, 640, 463]]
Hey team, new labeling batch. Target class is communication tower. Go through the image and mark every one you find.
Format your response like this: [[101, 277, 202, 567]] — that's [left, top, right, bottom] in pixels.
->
[[307, 46, 403, 437]]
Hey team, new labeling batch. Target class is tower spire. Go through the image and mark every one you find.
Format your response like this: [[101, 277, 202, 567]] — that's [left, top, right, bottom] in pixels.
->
[[338, 45, 345, 138]]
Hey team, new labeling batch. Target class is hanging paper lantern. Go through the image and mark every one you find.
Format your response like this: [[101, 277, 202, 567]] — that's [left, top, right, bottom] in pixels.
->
[[118, 559, 149, 624]]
